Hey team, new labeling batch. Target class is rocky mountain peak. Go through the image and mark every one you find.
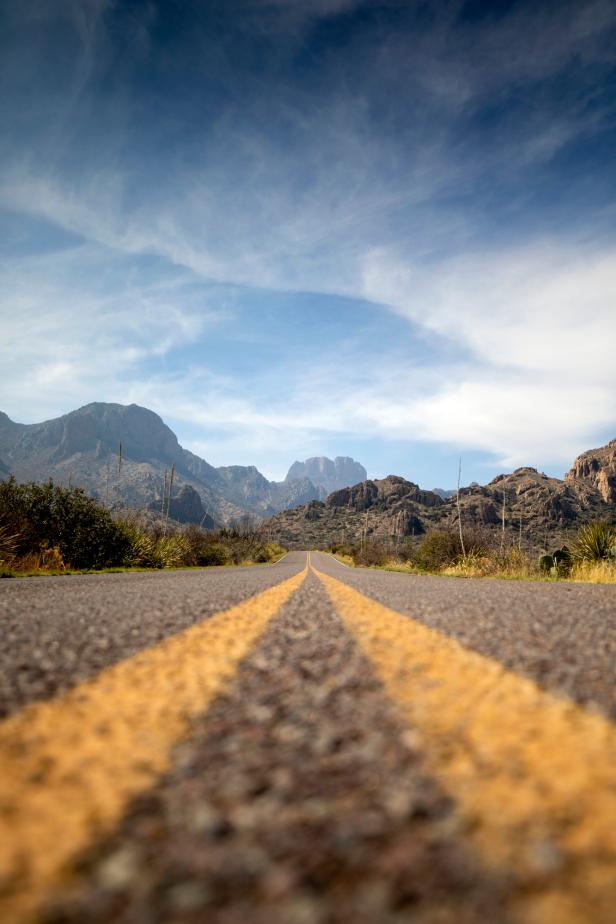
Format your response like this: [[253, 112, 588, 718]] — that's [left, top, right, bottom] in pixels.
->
[[565, 439, 616, 504], [285, 456, 367, 494]]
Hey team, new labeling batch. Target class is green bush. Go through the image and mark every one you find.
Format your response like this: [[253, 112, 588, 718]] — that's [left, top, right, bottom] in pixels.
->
[[195, 542, 228, 566], [0, 479, 287, 572], [0, 477, 132, 569], [352, 542, 389, 567], [413, 530, 460, 570], [574, 522, 616, 562]]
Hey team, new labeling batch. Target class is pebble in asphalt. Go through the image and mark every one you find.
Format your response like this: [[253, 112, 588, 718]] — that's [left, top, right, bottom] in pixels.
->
[[39, 572, 510, 924]]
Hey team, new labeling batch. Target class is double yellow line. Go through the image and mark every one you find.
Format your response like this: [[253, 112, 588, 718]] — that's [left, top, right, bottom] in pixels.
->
[[317, 564, 616, 924], [0, 564, 307, 923], [1, 553, 615, 923]]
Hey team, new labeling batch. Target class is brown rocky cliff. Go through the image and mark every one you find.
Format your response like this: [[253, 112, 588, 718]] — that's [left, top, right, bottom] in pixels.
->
[[326, 476, 443, 511], [565, 439, 616, 504]]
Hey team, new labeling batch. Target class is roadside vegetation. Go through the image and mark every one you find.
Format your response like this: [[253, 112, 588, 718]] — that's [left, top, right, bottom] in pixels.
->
[[328, 521, 616, 584], [0, 478, 285, 577]]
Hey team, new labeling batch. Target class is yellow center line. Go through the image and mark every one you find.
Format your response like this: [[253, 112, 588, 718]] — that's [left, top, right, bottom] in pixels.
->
[[0, 564, 307, 923], [313, 563, 616, 924]]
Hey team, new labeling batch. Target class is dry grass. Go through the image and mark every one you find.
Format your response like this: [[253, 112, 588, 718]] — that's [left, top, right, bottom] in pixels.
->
[[441, 549, 537, 580], [2, 546, 67, 576], [568, 560, 616, 584], [373, 550, 616, 584]]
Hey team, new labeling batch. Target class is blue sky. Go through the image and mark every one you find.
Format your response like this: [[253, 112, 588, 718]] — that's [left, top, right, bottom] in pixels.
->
[[1, 0, 615, 487]]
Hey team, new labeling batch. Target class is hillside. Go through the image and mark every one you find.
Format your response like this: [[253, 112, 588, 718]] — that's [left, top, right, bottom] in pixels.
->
[[264, 446, 616, 552], [0, 404, 365, 525]]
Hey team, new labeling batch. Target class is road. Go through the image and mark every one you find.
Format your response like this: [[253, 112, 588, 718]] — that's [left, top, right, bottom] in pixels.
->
[[0, 551, 615, 923]]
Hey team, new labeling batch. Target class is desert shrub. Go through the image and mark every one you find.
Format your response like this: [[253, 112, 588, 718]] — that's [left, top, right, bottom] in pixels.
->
[[252, 542, 285, 563], [0, 478, 286, 573], [352, 542, 389, 567], [0, 477, 132, 569], [574, 522, 616, 562], [179, 523, 283, 567], [412, 526, 495, 572], [412, 530, 460, 570], [328, 542, 356, 558], [195, 542, 229, 566]]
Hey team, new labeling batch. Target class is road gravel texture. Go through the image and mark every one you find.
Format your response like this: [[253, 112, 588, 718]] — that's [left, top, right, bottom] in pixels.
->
[[0, 557, 304, 718], [0, 551, 614, 923], [40, 573, 507, 924], [313, 552, 616, 717]]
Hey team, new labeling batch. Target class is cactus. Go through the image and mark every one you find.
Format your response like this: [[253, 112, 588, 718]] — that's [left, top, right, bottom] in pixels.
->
[[552, 546, 572, 576], [539, 547, 571, 577]]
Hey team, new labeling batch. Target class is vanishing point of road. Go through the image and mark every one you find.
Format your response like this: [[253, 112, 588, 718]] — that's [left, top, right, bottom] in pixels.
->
[[1, 552, 615, 924]]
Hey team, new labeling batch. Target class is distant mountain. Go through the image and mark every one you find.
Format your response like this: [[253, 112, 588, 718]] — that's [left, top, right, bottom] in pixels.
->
[[285, 456, 367, 496], [265, 448, 616, 551], [0, 403, 323, 523], [432, 482, 480, 500]]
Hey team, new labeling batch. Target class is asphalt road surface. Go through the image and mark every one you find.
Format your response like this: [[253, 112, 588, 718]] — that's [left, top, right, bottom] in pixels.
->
[[1, 551, 615, 923]]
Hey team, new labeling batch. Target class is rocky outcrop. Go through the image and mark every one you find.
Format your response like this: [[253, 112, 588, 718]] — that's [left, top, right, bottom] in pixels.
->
[[266, 476, 446, 548], [565, 439, 616, 504], [327, 476, 443, 511], [285, 456, 367, 495], [148, 485, 217, 527]]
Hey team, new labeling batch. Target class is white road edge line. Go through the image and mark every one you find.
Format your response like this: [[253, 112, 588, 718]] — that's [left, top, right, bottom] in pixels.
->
[[318, 550, 353, 568]]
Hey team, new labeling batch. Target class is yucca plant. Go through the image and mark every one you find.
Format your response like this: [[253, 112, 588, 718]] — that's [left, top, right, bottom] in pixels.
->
[[154, 534, 189, 568], [0, 524, 20, 563], [574, 522, 616, 562]]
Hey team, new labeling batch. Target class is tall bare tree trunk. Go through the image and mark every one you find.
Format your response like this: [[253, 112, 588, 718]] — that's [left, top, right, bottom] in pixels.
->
[[164, 464, 175, 535], [161, 467, 168, 525], [500, 489, 506, 555], [456, 457, 466, 560]]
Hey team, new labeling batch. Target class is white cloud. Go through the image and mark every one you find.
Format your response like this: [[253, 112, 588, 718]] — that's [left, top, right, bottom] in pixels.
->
[[0, 245, 225, 421], [359, 241, 616, 463]]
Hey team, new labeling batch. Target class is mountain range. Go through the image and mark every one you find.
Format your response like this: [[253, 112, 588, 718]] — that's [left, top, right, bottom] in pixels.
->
[[1, 402, 614, 548], [0, 403, 366, 524], [264, 441, 616, 552]]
